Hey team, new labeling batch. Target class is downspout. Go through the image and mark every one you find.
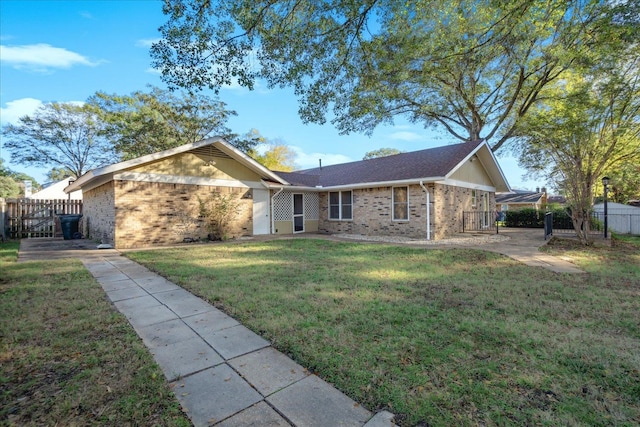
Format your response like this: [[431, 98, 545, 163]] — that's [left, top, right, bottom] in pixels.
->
[[271, 187, 284, 235], [419, 181, 431, 240]]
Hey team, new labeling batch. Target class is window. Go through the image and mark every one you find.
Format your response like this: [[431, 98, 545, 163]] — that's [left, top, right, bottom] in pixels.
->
[[393, 187, 408, 221], [472, 189, 477, 208], [328, 191, 352, 220]]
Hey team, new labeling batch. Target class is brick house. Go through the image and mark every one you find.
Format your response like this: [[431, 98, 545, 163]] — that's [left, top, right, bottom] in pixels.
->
[[66, 137, 509, 248]]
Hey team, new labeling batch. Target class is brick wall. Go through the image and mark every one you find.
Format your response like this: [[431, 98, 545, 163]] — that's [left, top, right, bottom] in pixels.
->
[[433, 184, 495, 239], [318, 183, 495, 240], [318, 184, 434, 238], [113, 181, 253, 249], [83, 181, 116, 245]]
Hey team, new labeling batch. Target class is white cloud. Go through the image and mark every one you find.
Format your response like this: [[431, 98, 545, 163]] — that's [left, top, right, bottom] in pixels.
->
[[0, 43, 101, 71], [145, 67, 162, 75], [0, 98, 43, 124], [389, 131, 422, 141], [136, 38, 161, 48], [0, 98, 85, 125], [79, 11, 93, 19], [290, 145, 352, 170]]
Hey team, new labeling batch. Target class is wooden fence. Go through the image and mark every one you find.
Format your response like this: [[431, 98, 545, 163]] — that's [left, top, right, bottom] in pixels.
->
[[1, 198, 83, 239]]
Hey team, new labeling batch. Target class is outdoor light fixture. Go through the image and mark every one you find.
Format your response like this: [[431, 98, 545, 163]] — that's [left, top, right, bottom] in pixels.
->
[[602, 176, 609, 239]]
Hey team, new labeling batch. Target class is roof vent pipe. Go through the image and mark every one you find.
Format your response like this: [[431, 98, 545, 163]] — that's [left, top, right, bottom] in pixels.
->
[[319, 159, 322, 170]]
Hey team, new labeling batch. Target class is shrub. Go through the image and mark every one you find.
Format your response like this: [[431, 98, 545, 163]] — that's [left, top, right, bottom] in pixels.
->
[[198, 192, 240, 240], [505, 208, 573, 229]]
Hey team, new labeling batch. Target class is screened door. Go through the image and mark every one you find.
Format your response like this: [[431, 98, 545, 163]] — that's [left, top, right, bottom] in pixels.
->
[[293, 193, 304, 232]]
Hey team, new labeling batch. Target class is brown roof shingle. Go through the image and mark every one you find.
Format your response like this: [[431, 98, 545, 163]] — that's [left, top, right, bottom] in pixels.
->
[[277, 141, 482, 187]]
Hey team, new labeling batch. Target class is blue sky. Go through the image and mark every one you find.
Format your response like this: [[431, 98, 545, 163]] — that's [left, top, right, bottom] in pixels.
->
[[1, 0, 541, 190]]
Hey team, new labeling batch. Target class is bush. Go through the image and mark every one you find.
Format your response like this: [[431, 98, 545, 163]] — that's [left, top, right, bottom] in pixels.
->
[[505, 208, 573, 229], [198, 191, 240, 240], [505, 208, 545, 228]]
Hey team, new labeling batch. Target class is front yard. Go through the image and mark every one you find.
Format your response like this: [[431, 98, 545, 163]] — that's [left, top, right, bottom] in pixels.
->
[[2, 236, 638, 426], [125, 238, 639, 426], [0, 241, 190, 426]]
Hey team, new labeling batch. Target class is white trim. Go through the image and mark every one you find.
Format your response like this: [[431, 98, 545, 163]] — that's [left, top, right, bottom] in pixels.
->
[[113, 172, 264, 189], [292, 193, 305, 233], [264, 177, 446, 192], [328, 190, 353, 221], [438, 178, 496, 192], [392, 186, 410, 221]]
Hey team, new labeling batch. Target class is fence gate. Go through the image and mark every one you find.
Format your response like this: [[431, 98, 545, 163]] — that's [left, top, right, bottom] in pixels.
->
[[462, 211, 498, 234], [1, 198, 83, 239]]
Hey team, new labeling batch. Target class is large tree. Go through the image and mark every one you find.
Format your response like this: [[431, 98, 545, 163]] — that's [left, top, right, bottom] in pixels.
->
[[88, 86, 261, 160], [151, 0, 633, 151], [363, 147, 404, 160], [1, 103, 116, 178], [248, 141, 297, 171], [515, 49, 640, 244]]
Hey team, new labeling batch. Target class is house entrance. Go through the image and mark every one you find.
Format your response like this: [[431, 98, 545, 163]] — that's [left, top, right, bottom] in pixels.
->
[[293, 193, 304, 233]]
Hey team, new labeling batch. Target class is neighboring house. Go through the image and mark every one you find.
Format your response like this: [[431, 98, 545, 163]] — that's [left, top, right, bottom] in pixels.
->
[[592, 202, 640, 235], [66, 137, 510, 249], [29, 177, 83, 200], [496, 189, 546, 214]]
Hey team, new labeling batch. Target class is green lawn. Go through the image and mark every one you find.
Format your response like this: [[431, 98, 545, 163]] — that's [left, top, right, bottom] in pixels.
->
[[0, 241, 190, 426], [126, 238, 640, 426]]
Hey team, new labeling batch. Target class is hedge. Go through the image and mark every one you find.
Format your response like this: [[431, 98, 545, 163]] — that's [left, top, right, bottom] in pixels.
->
[[504, 208, 573, 229]]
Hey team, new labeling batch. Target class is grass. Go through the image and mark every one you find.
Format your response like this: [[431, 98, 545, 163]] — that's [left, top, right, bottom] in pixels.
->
[[126, 237, 640, 426], [0, 240, 190, 427]]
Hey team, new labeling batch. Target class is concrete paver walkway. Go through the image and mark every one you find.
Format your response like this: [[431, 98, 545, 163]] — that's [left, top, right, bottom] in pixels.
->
[[463, 228, 586, 274], [82, 253, 394, 427]]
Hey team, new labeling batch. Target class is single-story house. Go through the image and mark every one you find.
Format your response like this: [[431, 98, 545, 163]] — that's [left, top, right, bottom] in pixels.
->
[[496, 189, 546, 214], [29, 177, 82, 200], [65, 137, 510, 249], [592, 202, 640, 235]]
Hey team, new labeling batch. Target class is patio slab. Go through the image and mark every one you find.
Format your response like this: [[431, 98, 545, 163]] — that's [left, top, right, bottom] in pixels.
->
[[137, 318, 201, 349], [99, 278, 139, 293], [200, 324, 270, 360], [134, 276, 181, 293], [267, 374, 372, 427], [170, 364, 262, 427], [215, 401, 291, 427], [106, 285, 149, 302], [182, 309, 240, 334], [154, 288, 216, 318], [151, 336, 224, 381], [229, 347, 309, 396], [121, 303, 179, 328]]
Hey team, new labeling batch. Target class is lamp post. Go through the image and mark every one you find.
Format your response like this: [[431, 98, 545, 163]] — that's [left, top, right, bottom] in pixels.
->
[[602, 176, 609, 239]]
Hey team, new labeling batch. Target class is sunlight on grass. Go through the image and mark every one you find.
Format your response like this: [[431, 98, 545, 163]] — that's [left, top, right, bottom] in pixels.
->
[[126, 239, 640, 426], [0, 241, 190, 426]]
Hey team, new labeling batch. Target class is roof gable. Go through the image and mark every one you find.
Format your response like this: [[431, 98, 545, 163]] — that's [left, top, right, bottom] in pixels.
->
[[66, 137, 288, 193]]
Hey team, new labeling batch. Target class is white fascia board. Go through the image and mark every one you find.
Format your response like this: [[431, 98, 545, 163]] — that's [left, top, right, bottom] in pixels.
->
[[438, 178, 496, 192], [264, 177, 445, 192], [114, 172, 264, 189], [71, 172, 113, 194]]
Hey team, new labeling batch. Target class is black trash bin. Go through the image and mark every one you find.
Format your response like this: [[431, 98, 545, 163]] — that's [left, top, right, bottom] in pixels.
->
[[59, 214, 82, 240]]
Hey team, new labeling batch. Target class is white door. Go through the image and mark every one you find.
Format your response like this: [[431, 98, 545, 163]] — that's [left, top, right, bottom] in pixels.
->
[[293, 193, 304, 233], [253, 189, 271, 235]]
